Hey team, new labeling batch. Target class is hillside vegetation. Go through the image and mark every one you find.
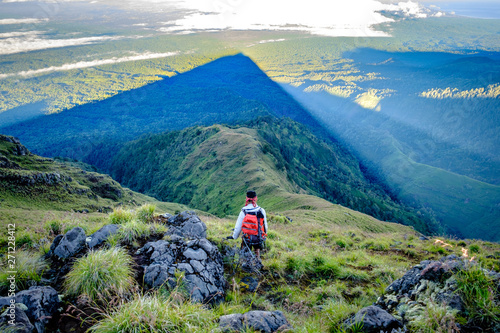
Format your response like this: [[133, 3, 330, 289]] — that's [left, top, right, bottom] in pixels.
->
[[1, 54, 319, 173], [0, 135, 499, 333], [109, 117, 441, 235], [0, 134, 186, 245]]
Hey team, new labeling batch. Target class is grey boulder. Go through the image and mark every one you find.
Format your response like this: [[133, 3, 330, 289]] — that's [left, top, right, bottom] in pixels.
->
[[87, 224, 120, 248], [349, 306, 402, 333], [166, 211, 207, 239], [0, 304, 34, 333], [219, 310, 292, 332], [14, 286, 60, 333], [49, 227, 86, 259]]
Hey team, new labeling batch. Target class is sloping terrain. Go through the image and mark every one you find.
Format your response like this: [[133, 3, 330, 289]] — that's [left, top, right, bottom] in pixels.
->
[[0, 134, 186, 230], [1, 54, 321, 172], [109, 117, 441, 234]]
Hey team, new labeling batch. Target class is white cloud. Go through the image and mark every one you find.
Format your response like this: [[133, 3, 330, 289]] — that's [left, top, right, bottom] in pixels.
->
[[162, 0, 394, 37], [0, 31, 45, 38], [385, 1, 428, 18], [0, 18, 48, 25], [0, 52, 179, 79], [0, 33, 121, 55]]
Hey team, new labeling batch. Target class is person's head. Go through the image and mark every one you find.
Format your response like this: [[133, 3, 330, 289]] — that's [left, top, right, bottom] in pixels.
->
[[246, 190, 257, 207]]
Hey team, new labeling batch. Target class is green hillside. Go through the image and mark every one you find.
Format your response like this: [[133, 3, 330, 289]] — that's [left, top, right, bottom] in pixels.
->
[[0, 134, 187, 237], [109, 117, 441, 235]]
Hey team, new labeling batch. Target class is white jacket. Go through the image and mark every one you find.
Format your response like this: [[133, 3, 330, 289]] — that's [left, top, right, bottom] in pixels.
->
[[232, 204, 268, 239]]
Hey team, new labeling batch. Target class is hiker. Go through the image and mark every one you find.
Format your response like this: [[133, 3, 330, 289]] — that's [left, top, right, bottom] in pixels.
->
[[227, 190, 268, 258]]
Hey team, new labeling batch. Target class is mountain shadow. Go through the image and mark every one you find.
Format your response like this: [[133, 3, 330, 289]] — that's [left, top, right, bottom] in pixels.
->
[[1, 54, 322, 171]]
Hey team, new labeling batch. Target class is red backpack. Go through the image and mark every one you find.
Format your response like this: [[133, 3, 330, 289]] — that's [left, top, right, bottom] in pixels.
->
[[242, 208, 266, 241]]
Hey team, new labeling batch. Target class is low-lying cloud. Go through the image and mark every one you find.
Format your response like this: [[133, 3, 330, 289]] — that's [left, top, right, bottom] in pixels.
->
[[0, 32, 120, 55], [0, 18, 48, 25], [0, 52, 179, 79]]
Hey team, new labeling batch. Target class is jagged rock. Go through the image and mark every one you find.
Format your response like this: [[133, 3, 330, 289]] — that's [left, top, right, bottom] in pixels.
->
[[0, 304, 34, 333], [375, 255, 477, 330], [239, 247, 264, 273], [219, 310, 292, 332], [14, 286, 59, 333], [349, 306, 402, 333], [87, 224, 120, 248], [166, 211, 207, 239], [141, 217, 225, 303], [0, 155, 21, 169], [49, 227, 86, 259], [1, 135, 30, 156]]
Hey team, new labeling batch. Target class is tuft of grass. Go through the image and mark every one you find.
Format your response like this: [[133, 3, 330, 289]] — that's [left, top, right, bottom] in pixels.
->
[[136, 204, 156, 223], [0, 251, 48, 293], [109, 207, 134, 224], [408, 302, 459, 333], [44, 219, 63, 235], [16, 232, 34, 249], [64, 247, 135, 302], [88, 293, 218, 332], [469, 244, 481, 254], [455, 265, 500, 328], [110, 220, 167, 246], [324, 299, 361, 332]]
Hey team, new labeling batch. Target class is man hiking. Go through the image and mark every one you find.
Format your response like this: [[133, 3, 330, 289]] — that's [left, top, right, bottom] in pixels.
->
[[227, 190, 268, 259]]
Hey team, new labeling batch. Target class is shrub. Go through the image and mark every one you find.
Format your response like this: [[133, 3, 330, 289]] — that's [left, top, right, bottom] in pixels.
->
[[109, 207, 134, 224], [0, 251, 47, 293], [469, 244, 481, 254], [88, 293, 217, 332], [136, 204, 156, 223], [64, 247, 135, 302]]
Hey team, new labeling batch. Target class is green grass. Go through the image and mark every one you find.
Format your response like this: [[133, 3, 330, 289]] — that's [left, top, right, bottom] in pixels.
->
[[108, 220, 167, 246], [456, 264, 500, 328], [136, 204, 156, 223], [108, 208, 134, 225], [64, 247, 135, 302], [0, 251, 48, 293], [88, 292, 218, 333], [408, 302, 460, 333]]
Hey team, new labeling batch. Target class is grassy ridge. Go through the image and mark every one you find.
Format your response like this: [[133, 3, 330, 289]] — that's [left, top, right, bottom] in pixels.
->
[[0, 134, 187, 243], [110, 118, 441, 234]]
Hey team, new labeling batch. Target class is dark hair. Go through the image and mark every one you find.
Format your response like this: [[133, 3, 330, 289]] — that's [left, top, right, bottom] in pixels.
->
[[246, 190, 257, 198]]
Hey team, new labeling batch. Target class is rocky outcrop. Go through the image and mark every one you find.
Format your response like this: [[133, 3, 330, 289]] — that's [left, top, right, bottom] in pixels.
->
[[139, 211, 225, 303], [1, 135, 30, 156], [374, 255, 474, 328], [48, 227, 87, 259], [0, 304, 34, 333], [162, 211, 207, 239], [86, 224, 120, 249], [219, 310, 292, 332], [0, 286, 60, 333], [140, 235, 226, 303]]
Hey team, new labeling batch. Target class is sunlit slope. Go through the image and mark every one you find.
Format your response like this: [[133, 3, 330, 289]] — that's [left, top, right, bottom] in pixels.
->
[[109, 118, 441, 234], [240, 31, 500, 241]]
